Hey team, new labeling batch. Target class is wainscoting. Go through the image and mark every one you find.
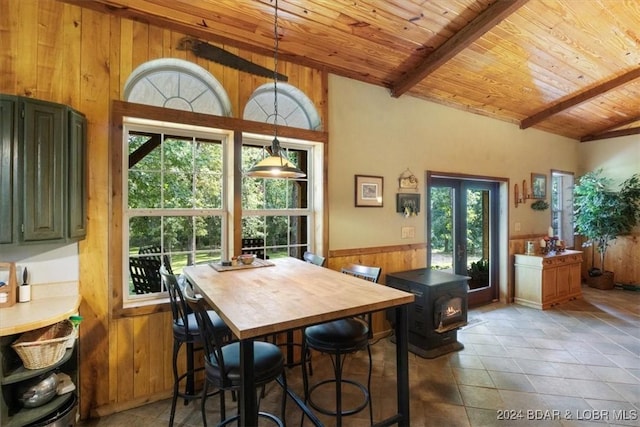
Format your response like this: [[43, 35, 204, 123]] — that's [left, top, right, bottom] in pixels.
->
[[328, 243, 428, 337]]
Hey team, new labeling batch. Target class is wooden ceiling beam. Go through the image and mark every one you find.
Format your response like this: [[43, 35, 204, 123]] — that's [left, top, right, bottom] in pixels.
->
[[389, 0, 529, 98], [580, 125, 640, 142], [584, 115, 640, 135], [521, 67, 640, 129]]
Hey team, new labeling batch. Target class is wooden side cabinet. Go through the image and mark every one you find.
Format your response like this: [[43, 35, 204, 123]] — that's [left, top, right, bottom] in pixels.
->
[[514, 250, 583, 310], [0, 94, 87, 245]]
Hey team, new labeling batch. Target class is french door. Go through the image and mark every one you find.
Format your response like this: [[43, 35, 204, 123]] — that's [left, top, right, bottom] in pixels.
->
[[428, 176, 499, 306]]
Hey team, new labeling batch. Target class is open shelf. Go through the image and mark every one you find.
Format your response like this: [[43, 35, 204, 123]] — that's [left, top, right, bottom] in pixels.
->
[[4, 392, 74, 427], [1, 344, 75, 385]]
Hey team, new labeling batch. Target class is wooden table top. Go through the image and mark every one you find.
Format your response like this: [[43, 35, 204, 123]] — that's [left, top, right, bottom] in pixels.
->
[[183, 257, 415, 340]]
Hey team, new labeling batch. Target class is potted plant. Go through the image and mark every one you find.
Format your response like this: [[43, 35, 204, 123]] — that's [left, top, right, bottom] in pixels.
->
[[467, 258, 489, 290], [573, 170, 640, 289]]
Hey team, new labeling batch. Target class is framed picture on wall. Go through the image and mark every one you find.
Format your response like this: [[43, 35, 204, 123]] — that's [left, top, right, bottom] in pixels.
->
[[355, 175, 383, 207], [531, 173, 547, 199], [396, 193, 420, 217]]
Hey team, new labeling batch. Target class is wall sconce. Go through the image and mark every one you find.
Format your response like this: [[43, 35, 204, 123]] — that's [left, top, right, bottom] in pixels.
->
[[514, 179, 532, 208]]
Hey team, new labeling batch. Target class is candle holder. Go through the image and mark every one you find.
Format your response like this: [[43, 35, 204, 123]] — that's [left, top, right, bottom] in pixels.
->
[[541, 236, 561, 254]]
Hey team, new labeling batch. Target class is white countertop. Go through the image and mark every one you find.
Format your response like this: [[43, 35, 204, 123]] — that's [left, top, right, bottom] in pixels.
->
[[517, 249, 582, 258]]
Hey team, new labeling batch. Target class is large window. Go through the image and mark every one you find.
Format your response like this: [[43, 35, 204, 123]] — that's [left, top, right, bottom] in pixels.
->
[[551, 170, 575, 248], [122, 122, 322, 303], [124, 121, 228, 299], [241, 137, 313, 260]]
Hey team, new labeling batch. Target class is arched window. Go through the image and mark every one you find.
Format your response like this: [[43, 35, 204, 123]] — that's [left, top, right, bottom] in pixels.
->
[[123, 58, 232, 116], [243, 82, 322, 130]]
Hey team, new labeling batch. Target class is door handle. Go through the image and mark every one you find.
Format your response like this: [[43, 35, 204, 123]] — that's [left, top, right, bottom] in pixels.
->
[[457, 244, 466, 259]]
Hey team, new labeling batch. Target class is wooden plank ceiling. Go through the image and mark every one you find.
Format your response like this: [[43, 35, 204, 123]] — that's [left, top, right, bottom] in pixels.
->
[[64, 0, 640, 141]]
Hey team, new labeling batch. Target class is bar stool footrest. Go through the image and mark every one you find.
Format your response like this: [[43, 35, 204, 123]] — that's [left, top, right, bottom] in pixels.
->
[[308, 378, 370, 417], [217, 411, 284, 427]]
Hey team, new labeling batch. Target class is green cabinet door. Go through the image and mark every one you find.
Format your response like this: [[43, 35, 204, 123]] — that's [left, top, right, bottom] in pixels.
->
[[21, 99, 66, 242], [67, 109, 87, 240], [0, 98, 16, 244], [0, 95, 86, 245]]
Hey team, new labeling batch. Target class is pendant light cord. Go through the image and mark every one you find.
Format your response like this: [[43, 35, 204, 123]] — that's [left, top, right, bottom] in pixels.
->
[[273, 0, 279, 142]]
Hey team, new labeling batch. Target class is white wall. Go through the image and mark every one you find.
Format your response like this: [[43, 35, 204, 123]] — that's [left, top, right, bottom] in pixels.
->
[[578, 135, 640, 184], [0, 243, 79, 285], [328, 75, 580, 250]]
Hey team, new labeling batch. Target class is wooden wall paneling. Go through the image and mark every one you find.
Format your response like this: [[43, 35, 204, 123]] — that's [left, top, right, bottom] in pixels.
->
[[119, 19, 133, 96], [609, 235, 639, 285], [239, 50, 265, 117], [133, 314, 151, 398], [116, 317, 135, 403], [171, 31, 187, 61], [62, 4, 82, 107], [161, 28, 172, 59], [285, 59, 298, 90], [220, 45, 241, 118], [79, 6, 112, 419], [16, 1, 38, 96], [0, 0, 17, 91], [37, 0, 62, 102], [162, 312, 174, 392], [148, 25, 164, 59], [132, 21, 150, 69], [578, 234, 639, 286], [104, 312, 118, 411]]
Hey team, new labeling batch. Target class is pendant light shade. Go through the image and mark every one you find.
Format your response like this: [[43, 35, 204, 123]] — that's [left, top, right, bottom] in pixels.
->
[[245, 0, 306, 179], [246, 137, 305, 178]]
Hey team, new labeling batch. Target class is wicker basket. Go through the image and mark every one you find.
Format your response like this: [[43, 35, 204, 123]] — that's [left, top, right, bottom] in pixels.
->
[[12, 320, 74, 369]]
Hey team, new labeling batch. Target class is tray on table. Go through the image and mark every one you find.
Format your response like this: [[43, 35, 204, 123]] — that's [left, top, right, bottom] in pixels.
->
[[209, 258, 275, 272]]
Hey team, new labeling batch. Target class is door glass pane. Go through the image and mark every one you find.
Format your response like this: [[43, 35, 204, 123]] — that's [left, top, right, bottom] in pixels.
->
[[430, 187, 454, 272], [466, 188, 490, 290]]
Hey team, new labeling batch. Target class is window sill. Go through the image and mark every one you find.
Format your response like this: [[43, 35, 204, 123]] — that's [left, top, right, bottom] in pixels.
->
[[113, 296, 171, 319]]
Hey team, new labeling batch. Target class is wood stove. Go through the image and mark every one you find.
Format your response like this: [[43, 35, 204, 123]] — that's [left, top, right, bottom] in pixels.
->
[[386, 269, 469, 358]]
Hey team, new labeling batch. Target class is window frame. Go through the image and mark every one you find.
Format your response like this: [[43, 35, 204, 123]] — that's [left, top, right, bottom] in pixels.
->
[[551, 169, 575, 249], [240, 134, 315, 258], [123, 119, 230, 304], [110, 101, 327, 318]]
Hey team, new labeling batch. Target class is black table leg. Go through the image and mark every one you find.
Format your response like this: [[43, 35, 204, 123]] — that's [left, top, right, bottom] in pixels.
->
[[373, 305, 411, 427], [239, 339, 258, 426], [395, 305, 410, 427]]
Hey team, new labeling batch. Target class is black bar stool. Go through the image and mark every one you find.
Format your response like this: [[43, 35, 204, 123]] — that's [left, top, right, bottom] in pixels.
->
[[183, 286, 287, 426], [160, 267, 229, 427], [301, 263, 381, 426]]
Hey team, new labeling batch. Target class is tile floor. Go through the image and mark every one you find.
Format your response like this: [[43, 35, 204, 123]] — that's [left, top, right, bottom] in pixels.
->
[[79, 285, 639, 426]]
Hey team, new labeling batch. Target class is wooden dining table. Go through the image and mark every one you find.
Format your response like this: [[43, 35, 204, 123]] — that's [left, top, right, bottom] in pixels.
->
[[183, 256, 415, 426]]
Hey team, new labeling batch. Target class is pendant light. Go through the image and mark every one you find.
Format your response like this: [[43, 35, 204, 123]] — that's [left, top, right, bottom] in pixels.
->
[[246, 0, 306, 179]]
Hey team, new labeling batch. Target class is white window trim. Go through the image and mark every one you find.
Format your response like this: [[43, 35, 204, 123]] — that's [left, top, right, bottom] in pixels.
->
[[120, 121, 323, 307], [241, 134, 323, 255], [122, 118, 232, 306]]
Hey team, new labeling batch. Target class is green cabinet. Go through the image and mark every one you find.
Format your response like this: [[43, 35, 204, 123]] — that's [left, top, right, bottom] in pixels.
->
[[0, 98, 16, 244], [67, 109, 87, 240], [0, 95, 87, 245]]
